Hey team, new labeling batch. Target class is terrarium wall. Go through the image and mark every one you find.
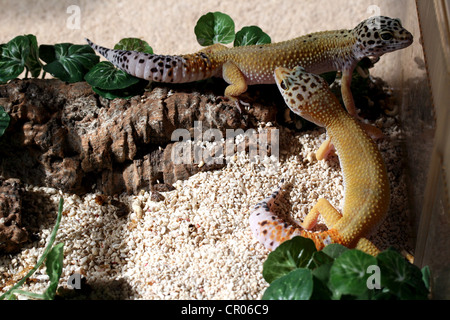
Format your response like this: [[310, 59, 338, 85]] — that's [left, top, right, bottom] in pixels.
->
[[1, 0, 446, 298]]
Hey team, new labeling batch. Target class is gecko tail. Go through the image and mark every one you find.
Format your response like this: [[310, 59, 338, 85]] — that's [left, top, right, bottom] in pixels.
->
[[249, 182, 344, 251], [85, 38, 218, 83], [249, 183, 303, 251]]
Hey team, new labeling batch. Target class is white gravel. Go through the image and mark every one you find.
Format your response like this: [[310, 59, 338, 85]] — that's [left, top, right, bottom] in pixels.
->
[[0, 115, 412, 299]]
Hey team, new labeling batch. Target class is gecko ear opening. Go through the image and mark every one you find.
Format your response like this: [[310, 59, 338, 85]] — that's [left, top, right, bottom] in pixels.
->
[[280, 80, 289, 90]]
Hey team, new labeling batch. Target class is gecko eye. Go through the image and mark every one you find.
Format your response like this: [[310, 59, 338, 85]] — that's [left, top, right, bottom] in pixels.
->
[[280, 80, 289, 90], [380, 32, 393, 41]]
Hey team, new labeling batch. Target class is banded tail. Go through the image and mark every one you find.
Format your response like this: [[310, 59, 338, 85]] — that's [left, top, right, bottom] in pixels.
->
[[249, 184, 343, 251], [86, 39, 221, 83]]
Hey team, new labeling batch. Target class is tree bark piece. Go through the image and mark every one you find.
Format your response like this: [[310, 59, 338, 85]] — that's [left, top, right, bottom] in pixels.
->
[[0, 79, 277, 195]]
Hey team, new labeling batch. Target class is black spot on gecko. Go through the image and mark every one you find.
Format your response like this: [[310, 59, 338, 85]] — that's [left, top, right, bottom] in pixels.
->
[[260, 221, 268, 226], [139, 59, 145, 63]]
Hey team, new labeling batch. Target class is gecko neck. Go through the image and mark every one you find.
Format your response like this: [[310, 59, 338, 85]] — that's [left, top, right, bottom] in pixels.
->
[[288, 29, 359, 72]]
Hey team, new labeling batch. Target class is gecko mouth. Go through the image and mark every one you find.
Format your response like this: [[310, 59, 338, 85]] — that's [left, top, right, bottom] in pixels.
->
[[274, 67, 290, 85]]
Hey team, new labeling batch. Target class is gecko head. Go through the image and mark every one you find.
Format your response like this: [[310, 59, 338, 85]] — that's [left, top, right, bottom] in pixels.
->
[[352, 16, 413, 58], [274, 66, 331, 127]]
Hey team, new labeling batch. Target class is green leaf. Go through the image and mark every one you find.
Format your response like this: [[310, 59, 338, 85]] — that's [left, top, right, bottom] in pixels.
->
[[0, 35, 42, 82], [262, 268, 314, 300], [234, 26, 271, 46], [114, 38, 153, 53], [24, 34, 42, 78], [329, 249, 377, 298], [0, 106, 10, 137], [41, 43, 99, 83], [194, 12, 235, 46], [376, 249, 429, 300], [0, 197, 64, 300], [310, 251, 334, 284], [91, 78, 148, 100], [43, 242, 64, 300], [421, 265, 431, 291], [85, 61, 140, 90], [321, 243, 349, 259], [310, 275, 333, 300], [38, 44, 56, 63], [262, 236, 317, 284], [311, 250, 334, 267]]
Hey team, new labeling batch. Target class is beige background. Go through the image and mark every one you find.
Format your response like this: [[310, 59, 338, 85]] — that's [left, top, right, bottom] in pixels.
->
[[0, 0, 414, 79]]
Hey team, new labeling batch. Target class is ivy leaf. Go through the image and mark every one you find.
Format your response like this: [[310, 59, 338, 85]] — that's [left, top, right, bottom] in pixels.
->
[[194, 12, 235, 46], [321, 243, 349, 259], [43, 242, 64, 300], [40, 43, 99, 83], [262, 268, 314, 300], [84, 61, 141, 90], [329, 249, 377, 298], [114, 38, 153, 53], [421, 265, 431, 292], [234, 26, 271, 46], [85, 61, 148, 99], [376, 249, 429, 300], [0, 106, 10, 138], [309, 250, 334, 285], [25, 35, 42, 78], [90, 79, 148, 100], [0, 35, 42, 82], [262, 236, 317, 284]]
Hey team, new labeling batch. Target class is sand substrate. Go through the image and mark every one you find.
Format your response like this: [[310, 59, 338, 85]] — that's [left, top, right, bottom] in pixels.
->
[[0, 113, 412, 299]]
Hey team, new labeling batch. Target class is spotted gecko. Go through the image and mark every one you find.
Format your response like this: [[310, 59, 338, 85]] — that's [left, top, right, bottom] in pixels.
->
[[86, 16, 412, 129], [249, 66, 391, 255]]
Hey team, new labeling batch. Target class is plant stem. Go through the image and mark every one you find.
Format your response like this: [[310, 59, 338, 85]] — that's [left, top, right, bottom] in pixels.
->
[[0, 197, 64, 300]]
